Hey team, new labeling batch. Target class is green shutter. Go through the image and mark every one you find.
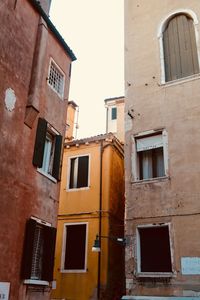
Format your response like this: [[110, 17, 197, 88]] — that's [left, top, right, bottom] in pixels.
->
[[111, 107, 117, 120], [163, 14, 199, 82], [32, 118, 47, 167], [52, 135, 63, 180], [20, 219, 37, 279]]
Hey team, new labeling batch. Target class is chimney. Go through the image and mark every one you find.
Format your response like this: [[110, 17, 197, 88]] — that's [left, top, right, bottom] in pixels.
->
[[38, 0, 52, 15], [65, 101, 79, 141]]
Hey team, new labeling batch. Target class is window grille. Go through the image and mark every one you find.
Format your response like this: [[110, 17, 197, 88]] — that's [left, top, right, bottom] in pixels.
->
[[31, 225, 44, 280], [48, 61, 64, 97]]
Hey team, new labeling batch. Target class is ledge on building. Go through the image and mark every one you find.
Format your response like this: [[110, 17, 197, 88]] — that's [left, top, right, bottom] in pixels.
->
[[24, 279, 49, 286], [131, 176, 170, 185], [121, 297, 200, 300], [136, 272, 173, 278]]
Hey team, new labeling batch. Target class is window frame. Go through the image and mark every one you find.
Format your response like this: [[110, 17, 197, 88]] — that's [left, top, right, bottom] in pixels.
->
[[61, 222, 88, 273], [111, 106, 117, 120], [132, 129, 168, 182], [33, 118, 63, 182], [47, 58, 65, 99], [37, 125, 58, 183], [21, 217, 56, 285], [136, 223, 174, 277], [67, 154, 90, 191], [157, 9, 200, 84], [39, 130, 55, 176]]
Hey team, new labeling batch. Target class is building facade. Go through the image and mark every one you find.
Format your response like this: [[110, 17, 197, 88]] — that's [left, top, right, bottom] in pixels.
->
[[124, 1, 200, 299], [65, 100, 79, 141], [0, 1, 75, 299], [105, 96, 125, 143], [52, 133, 125, 300]]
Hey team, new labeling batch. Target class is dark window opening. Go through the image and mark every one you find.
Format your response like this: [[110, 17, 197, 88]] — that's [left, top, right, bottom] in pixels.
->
[[139, 147, 164, 180], [64, 224, 86, 270], [69, 156, 89, 189], [139, 226, 172, 273], [163, 14, 199, 82], [111, 107, 117, 120]]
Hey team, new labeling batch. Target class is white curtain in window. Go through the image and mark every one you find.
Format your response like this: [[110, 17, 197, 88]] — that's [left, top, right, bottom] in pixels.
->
[[42, 137, 52, 173], [142, 151, 153, 179]]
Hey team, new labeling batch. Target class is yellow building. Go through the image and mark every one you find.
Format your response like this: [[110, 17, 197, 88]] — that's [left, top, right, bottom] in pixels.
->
[[52, 133, 125, 300]]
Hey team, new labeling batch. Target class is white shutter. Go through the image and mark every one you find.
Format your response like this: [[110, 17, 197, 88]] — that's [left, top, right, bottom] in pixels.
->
[[136, 134, 163, 152]]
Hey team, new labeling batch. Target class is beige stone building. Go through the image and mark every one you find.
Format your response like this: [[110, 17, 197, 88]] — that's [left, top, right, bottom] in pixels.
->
[[105, 96, 125, 143], [123, 1, 200, 299]]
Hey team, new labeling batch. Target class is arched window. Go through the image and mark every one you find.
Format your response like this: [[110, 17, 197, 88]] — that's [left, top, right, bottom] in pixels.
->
[[163, 14, 199, 82]]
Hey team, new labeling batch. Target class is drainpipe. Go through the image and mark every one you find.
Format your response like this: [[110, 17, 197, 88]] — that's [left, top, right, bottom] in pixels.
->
[[97, 140, 104, 299]]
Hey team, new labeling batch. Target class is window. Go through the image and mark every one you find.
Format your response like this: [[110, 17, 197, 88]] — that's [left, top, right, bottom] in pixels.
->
[[134, 131, 168, 181], [137, 225, 172, 274], [111, 107, 117, 120], [48, 59, 65, 97], [33, 118, 63, 181], [21, 218, 56, 282], [62, 223, 87, 272], [163, 13, 199, 82], [68, 155, 89, 189]]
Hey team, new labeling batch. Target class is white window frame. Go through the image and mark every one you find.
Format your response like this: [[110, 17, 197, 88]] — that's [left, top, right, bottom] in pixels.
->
[[37, 124, 59, 183], [132, 129, 168, 182], [136, 223, 174, 277], [47, 58, 65, 98], [61, 222, 88, 273], [67, 154, 90, 191], [157, 9, 200, 85]]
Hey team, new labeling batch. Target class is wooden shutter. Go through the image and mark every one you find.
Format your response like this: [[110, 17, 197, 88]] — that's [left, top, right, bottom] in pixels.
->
[[69, 158, 76, 188], [21, 219, 37, 279], [163, 14, 199, 82], [77, 156, 89, 188], [52, 135, 63, 180], [32, 118, 47, 167], [42, 226, 57, 281]]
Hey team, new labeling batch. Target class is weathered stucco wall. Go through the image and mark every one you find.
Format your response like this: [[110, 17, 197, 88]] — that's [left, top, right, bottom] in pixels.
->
[[0, 1, 73, 299], [125, 0, 200, 297]]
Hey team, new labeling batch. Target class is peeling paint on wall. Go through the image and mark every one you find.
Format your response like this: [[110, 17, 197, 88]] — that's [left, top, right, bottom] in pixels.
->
[[125, 116, 132, 132], [181, 257, 200, 275], [5, 88, 16, 111]]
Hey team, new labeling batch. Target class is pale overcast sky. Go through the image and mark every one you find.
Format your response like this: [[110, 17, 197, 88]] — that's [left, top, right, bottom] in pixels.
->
[[50, 0, 124, 139]]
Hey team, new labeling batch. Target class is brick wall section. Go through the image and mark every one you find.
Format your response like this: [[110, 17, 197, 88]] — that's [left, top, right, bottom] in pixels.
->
[[0, 0, 74, 299]]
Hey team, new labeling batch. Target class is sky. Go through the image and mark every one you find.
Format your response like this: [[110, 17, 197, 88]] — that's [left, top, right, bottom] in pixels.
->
[[50, 0, 124, 139]]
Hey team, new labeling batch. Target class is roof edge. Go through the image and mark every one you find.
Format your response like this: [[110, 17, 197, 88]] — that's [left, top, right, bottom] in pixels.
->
[[65, 133, 123, 151], [28, 0, 76, 61]]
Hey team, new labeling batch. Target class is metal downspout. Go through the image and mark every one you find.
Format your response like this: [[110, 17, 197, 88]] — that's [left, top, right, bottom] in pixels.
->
[[97, 140, 103, 299]]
